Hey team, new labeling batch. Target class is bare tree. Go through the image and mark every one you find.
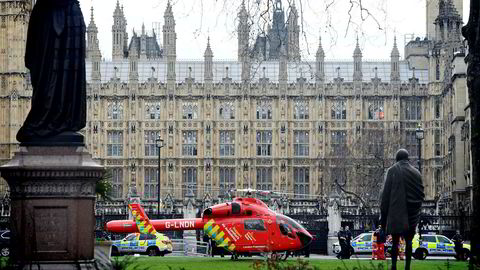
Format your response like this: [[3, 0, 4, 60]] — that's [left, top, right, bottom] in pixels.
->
[[329, 128, 401, 212]]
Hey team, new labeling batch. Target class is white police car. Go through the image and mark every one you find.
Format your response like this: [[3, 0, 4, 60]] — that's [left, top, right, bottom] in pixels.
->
[[412, 234, 471, 260], [111, 232, 173, 256], [333, 233, 372, 254]]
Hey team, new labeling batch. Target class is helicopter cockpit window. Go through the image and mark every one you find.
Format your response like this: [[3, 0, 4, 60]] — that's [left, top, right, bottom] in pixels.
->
[[244, 219, 266, 231], [279, 223, 290, 236], [276, 215, 303, 230]]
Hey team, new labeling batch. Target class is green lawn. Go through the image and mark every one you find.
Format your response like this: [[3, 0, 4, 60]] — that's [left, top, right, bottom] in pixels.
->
[[115, 256, 469, 270]]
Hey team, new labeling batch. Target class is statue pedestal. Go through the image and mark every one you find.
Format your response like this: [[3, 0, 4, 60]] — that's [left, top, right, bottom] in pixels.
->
[[183, 200, 197, 255], [0, 146, 104, 269], [327, 200, 342, 255]]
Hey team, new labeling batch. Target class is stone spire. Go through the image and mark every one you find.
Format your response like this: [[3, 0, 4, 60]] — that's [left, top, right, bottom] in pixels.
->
[[204, 37, 213, 82], [163, 0, 176, 82], [87, 6, 102, 81], [353, 36, 363, 81], [140, 23, 147, 59], [237, 0, 250, 61], [390, 36, 400, 82], [129, 31, 139, 82], [287, 0, 300, 61], [112, 0, 128, 60], [87, 6, 98, 58], [279, 43, 288, 85], [268, 0, 287, 60], [315, 36, 325, 84]]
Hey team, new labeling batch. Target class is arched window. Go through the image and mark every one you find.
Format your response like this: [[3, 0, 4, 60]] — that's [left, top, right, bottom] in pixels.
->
[[331, 99, 346, 120], [256, 167, 272, 191], [182, 167, 197, 198], [294, 100, 309, 119], [219, 168, 235, 197], [108, 101, 123, 120], [144, 101, 161, 119], [219, 101, 235, 120], [256, 100, 272, 120], [294, 167, 309, 199], [368, 100, 384, 120], [144, 168, 158, 200], [182, 102, 198, 119]]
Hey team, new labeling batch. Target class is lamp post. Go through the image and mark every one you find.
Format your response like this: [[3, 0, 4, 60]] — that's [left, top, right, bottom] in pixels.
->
[[156, 136, 165, 219], [415, 124, 424, 173]]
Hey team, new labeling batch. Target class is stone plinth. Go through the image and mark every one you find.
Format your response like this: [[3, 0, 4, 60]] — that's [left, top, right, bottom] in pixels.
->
[[0, 146, 104, 269], [327, 200, 341, 255]]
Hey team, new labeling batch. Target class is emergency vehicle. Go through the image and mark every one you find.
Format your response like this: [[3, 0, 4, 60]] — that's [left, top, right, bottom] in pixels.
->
[[333, 232, 373, 254], [111, 232, 173, 256], [412, 233, 471, 260]]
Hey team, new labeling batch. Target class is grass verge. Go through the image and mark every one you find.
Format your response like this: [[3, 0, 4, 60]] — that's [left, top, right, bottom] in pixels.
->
[[114, 256, 470, 270]]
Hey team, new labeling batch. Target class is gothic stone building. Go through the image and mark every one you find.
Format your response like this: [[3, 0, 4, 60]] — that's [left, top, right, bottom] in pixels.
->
[[0, 0, 472, 215]]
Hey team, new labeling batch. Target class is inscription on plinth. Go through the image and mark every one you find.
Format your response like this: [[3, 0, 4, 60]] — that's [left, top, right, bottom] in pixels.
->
[[34, 207, 68, 253]]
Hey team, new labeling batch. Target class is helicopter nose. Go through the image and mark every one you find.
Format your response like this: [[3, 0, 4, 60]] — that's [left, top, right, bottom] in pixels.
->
[[296, 231, 313, 247]]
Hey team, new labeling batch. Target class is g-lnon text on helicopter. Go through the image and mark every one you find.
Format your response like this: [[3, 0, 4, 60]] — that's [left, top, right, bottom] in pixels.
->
[[106, 189, 313, 260]]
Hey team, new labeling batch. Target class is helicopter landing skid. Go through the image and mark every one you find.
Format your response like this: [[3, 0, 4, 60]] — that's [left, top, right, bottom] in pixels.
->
[[231, 252, 239, 261]]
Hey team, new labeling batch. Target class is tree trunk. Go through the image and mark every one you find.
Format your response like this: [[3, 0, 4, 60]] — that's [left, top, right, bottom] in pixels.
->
[[462, 0, 480, 266]]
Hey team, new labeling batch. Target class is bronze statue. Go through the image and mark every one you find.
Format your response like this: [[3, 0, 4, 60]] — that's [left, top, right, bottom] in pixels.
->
[[17, 0, 86, 146]]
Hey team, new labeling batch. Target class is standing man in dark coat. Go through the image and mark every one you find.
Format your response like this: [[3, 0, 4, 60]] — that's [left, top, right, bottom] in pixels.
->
[[345, 226, 353, 257], [17, 0, 86, 145], [337, 227, 347, 259], [452, 230, 464, 260], [380, 149, 424, 270]]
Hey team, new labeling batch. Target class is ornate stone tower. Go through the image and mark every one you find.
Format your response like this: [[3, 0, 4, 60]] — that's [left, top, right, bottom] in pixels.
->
[[287, 1, 300, 61], [163, 0, 176, 85], [204, 37, 213, 84], [237, 0, 249, 61], [0, 0, 33, 173], [434, 0, 463, 86], [140, 23, 147, 60], [426, 0, 462, 40], [390, 37, 400, 82], [87, 7, 102, 81], [353, 37, 363, 82], [315, 36, 325, 85], [268, 0, 287, 60], [112, 0, 128, 60]]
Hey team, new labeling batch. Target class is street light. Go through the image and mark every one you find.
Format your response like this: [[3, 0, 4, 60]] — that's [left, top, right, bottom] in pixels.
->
[[415, 124, 424, 173], [156, 136, 165, 219]]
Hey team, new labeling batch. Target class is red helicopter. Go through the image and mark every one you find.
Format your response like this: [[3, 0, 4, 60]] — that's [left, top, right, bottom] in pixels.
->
[[106, 189, 313, 260]]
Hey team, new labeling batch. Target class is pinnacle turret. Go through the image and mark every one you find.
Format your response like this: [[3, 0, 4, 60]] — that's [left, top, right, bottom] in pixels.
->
[[112, 0, 128, 60], [204, 37, 213, 58], [353, 36, 362, 57], [391, 36, 400, 57], [353, 36, 363, 81], [390, 37, 400, 82], [204, 37, 214, 82], [316, 36, 324, 58], [237, 0, 250, 61], [315, 35, 325, 84]]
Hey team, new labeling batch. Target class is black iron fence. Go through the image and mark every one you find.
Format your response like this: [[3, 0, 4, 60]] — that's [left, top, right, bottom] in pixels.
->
[[289, 214, 329, 255]]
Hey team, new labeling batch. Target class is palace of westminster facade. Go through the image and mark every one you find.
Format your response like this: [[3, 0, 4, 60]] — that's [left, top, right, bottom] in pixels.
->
[[0, 0, 473, 215]]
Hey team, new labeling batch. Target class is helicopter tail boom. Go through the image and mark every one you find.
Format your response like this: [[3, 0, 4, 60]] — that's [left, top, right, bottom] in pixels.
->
[[106, 218, 204, 233]]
